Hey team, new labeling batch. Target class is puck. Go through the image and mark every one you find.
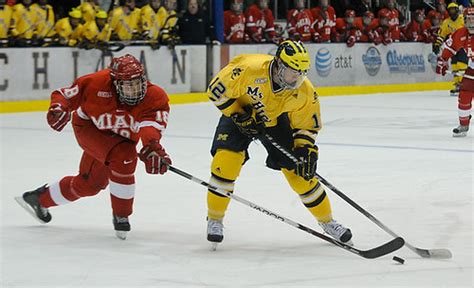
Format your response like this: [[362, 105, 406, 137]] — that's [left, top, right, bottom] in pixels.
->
[[392, 256, 405, 264]]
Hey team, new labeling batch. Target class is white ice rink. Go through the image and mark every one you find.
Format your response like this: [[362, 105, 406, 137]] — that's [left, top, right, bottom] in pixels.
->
[[1, 91, 473, 287]]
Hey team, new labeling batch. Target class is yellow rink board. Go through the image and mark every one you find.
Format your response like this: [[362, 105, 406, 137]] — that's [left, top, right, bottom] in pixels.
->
[[0, 82, 452, 114]]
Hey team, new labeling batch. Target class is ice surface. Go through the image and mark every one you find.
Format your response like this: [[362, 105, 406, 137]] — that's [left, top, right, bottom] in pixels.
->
[[1, 91, 472, 287]]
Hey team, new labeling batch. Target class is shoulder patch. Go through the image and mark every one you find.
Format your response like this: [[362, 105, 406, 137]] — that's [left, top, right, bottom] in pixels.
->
[[231, 67, 243, 80]]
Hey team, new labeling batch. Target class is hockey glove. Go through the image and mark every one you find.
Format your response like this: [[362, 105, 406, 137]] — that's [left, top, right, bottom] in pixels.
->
[[436, 57, 448, 76], [293, 145, 318, 181], [346, 35, 356, 47], [139, 139, 172, 175], [231, 106, 265, 138], [47, 103, 71, 132]]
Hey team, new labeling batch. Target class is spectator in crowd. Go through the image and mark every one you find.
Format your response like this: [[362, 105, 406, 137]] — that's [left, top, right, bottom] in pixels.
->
[[224, 0, 248, 43], [178, 0, 209, 44], [311, 0, 337, 42], [31, 0, 55, 45], [353, 0, 373, 17], [402, 9, 426, 42], [52, 8, 83, 46], [10, 0, 35, 46], [140, 0, 162, 41], [77, 0, 99, 23], [81, 9, 111, 48], [335, 9, 360, 46], [0, 0, 13, 43], [109, 0, 141, 41], [158, 0, 179, 44], [356, 10, 381, 44], [245, 0, 277, 43], [287, 0, 317, 42], [422, 10, 441, 43]]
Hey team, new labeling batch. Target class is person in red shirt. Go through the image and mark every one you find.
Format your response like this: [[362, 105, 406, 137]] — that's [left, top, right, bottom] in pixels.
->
[[436, 7, 474, 137], [355, 11, 381, 44], [403, 9, 426, 42], [422, 10, 442, 44], [224, 0, 248, 43], [377, 8, 398, 45], [286, 0, 317, 42], [311, 0, 337, 42], [384, 0, 401, 41], [335, 10, 361, 47], [15, 54, 172, 239], [245, 0, 277, 43]]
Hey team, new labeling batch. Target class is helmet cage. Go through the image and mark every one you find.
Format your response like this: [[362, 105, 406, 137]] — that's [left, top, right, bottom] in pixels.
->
[[114, 75, 147, 106], [276, 59, 307, 90], [466, 14, 474, 34]]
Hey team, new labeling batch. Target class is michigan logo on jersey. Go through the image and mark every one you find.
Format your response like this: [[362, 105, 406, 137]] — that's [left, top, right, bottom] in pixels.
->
[[247, 86, 263, 100], [231, 67, 243, 80]]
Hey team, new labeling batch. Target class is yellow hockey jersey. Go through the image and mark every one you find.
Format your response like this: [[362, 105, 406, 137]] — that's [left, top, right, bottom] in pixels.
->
[[10, 3, 36, 39], [30, 3, 55, 38], [157, 6, 177, 41], [438, 15, 464, 40], [77, 1, 97, 23], [109, 6, 141, 40], [53, 17, 84, 46], [208, 54, 321, 147], [140, 4, 161, 40], [0, 4, 13, 38], [82, 20, 111, 42]]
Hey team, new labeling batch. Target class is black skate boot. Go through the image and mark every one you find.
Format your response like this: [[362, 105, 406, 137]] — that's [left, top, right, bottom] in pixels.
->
[[14, 185, 52, 224], [450, 83, 460, 97], [113, 215, 130, 240], [452, 125, 469, 137]]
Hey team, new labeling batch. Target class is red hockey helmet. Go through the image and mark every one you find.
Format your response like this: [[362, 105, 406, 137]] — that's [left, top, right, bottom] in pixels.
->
[[427, 10, 441, 26], [414, 9, 425, 23], [345, 10, 356, 24], [363, 11, 375, 26], [378, 8, 390, 26], [109, 54, 147, 106], [464, 7, 474, 34]]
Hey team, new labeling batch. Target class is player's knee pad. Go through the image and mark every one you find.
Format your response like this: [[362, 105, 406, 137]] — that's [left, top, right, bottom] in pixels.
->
[[107, 141, 138, 175], [282, 169, 327, 208], [211, 149, 245, 181]]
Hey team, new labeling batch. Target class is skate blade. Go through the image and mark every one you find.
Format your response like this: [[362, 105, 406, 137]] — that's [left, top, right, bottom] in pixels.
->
[[14, 196, 47, 224], [209, 242, 219, 251], [453, 132, 467, 137], [115, 230, 128, 240]]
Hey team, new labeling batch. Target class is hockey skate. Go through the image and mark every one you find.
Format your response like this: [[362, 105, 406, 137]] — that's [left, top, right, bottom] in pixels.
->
[[453, 125, 469, 137], [450, 84, 460, 97], [207, 218, 224, 251], [319, 220, 352, 244], [113, 215, 130, 240], [14, 185, 52, 224]]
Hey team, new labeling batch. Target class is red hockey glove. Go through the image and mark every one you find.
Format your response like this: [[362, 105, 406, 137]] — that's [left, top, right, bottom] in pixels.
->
[[139, 140, 172, 175], [312, 32, 321, 43], [346, 35, 356, 47], [382, 36, 393, 45], [436, 57, 448, 76], [47, 103, 71, 132]]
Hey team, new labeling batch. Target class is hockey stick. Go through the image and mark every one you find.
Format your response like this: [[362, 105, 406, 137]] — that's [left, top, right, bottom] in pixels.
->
[[168, 165, 404, 259], [261, 133, 452, 259]]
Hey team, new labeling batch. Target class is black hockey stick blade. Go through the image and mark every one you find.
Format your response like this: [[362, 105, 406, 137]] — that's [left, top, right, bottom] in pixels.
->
[[360, 237, 405, 259]]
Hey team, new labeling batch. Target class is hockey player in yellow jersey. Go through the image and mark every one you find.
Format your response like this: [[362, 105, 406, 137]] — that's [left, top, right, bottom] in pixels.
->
[[77, 0, 99, 23], [52, 8, 84, 46], [109, 0, 141, 41], [206, 40, 352, 247], [10, 0, 36, 45], [81, 10, 111, 48], [140, 0, 162, 40], [0, 0, 13, 41], [30, 0, 55, 44], [157, 0, 178, 44], [434, 2, 466, 96]]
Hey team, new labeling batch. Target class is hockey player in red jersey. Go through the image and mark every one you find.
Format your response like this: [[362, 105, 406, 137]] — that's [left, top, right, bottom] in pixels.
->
[[335, 10, 361, 47], [436, 7, 474, 137], [355, 11, 381, 44], [224, 0, 248, 43], [311, 0, 337, 43], [245, 0, 277, 43], [286, 0, 317, 42], [422, 10, 442, 44], [15, 54, 172, 239], [403, 9, 426, 42], [377, 8, 399, 45]]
